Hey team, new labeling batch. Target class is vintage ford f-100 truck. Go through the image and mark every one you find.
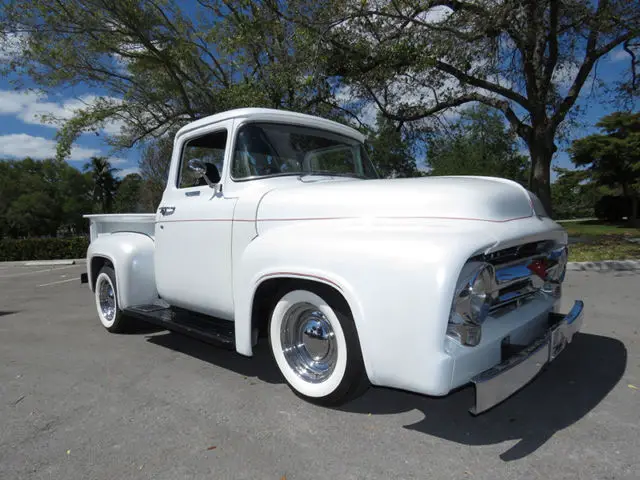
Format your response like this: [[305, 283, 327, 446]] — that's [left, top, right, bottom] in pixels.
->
[[83, 107, 583, 414]]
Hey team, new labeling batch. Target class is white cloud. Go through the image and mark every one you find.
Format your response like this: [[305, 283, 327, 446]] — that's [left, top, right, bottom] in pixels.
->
[[552, 62, 580, 89], [0, 32, 27, 62], [334, 85, 380, 129], [0, 133, 101, 161], [610, 48, 637, 63], [116, 167, 140, 178], [0, 89, 124, 135], [416, 6, 452, 24], [109, 157, 129, 165]]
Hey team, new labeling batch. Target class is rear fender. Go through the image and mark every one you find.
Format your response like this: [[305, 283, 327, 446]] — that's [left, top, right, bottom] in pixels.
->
[[87, 232, 157, 309]]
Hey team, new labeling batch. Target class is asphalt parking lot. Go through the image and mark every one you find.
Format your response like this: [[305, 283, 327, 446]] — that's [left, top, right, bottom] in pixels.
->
[[1, 263, 638, 480]]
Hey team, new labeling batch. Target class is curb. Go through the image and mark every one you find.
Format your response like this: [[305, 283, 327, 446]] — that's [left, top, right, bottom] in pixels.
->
[[0, 259, 86, 267], [567, 260, 640, 272], [24, 260, 76, 266]]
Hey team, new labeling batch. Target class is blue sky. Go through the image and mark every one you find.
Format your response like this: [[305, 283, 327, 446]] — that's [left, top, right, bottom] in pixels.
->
[[0, 35, 635, 179], [0, 62, 141, 177]]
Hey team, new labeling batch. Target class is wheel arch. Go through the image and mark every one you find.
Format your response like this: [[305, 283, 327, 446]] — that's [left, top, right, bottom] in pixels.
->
[[86, 232, 157, 309], [89, 255, 114, 291], [238, 270, 373, 381], [250, 275, 353, 340]]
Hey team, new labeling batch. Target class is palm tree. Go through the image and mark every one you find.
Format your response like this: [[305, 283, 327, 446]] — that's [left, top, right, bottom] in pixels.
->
[[83, 157, 120, 213]]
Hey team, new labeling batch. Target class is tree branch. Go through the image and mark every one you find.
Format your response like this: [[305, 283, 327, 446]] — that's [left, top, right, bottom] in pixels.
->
[[623, 39, 638, 90], [552, 30, 637, 129], [435, 60, 530, 109], [365, 85, 531, 140], [543, 0, 559, 90]]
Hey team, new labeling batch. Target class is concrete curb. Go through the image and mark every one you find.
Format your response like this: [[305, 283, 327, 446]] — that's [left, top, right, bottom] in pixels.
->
[[24, 259, 76, 266], [567, 260, 640, 271], [0, 259, 86, 267]]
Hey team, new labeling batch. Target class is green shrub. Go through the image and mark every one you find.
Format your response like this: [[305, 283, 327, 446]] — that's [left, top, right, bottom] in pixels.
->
[[594, 195, 632, 221], [0, 236, 89, 261]]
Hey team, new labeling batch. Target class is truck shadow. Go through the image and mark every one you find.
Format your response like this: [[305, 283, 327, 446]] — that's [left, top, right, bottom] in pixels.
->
[[146, 331, 626, 461], [341, 332, 627, 461]]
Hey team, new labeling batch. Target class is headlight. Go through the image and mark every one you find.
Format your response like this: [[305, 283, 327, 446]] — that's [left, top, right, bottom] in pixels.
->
[[542, 246, 568, 296], [546, 246, 568, 283], [447, 263, 497, 346]]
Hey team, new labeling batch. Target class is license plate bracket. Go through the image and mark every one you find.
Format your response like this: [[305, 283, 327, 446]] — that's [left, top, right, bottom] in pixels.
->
[[549, 324, 568, 361]]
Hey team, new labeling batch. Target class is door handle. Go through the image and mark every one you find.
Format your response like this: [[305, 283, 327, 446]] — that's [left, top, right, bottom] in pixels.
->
[[159, 206, 176, 216]]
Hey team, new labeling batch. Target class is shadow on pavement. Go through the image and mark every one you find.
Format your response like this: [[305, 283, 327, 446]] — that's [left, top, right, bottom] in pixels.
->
[[341, 333, 627, 461], [146, 332, 284, 384], [146, 331, 626, 461], [0, 310, 18, 317]]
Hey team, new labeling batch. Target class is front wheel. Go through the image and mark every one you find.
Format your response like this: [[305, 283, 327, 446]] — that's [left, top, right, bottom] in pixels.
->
[[94, 266, 129, 333], [269, 287, 368, 405]]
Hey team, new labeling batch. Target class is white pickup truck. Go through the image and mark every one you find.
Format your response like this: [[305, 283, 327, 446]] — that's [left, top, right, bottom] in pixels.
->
[[83, 107, 583, 414]]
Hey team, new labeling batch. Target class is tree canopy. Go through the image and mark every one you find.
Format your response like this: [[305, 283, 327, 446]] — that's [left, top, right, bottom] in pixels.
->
[[84, 156, 120, 214], [570, 111, 640, 223], [0, 0, 346, 156], [309, 0, 640, 214], [366, 113, 420, 177], [0, 158, 92, 237], [425, 105, 528, 183], [1, 0, 638, 215], [0, 157, 141, 238]]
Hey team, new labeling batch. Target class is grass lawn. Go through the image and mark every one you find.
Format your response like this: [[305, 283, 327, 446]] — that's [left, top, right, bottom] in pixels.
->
[[558, 220, 640, 262]]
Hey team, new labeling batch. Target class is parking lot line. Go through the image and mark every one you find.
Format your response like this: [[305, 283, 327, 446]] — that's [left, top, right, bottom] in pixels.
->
[[0, 265, 82, 279], [37, 278, 79, 287]]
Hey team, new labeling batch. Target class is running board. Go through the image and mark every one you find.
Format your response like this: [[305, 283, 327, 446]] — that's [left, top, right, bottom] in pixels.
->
[[124, 304, 235, 349]]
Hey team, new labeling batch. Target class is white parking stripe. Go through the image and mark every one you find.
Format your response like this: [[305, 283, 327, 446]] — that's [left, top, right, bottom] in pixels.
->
[[0, 265, 83, 278], [37, 278, 78, 287]]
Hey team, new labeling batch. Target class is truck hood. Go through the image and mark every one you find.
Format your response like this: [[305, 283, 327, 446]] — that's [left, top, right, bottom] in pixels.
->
[[256, 176, 535, 223]]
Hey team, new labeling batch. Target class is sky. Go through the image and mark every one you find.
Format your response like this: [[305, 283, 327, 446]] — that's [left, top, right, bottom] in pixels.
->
[[0, 30, 636, 179]]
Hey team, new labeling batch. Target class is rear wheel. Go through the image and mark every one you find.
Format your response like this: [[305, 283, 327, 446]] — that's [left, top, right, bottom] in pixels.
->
[[94, 266, 129, 333], [269, 286, 368, 405]]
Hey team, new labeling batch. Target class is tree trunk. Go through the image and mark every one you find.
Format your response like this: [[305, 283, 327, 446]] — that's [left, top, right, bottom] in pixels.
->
[[528, 138, 554, 217], [631, 196, 639, 227]]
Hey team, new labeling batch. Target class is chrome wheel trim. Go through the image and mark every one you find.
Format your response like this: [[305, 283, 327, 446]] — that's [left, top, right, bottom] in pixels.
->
[[97, 275, 116, 324], [280, 302, 337, 383]]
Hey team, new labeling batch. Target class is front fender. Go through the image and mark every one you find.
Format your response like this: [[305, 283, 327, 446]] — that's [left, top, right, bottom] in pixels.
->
[[234, 219, 497, 395], [87, 232, 157, 309]]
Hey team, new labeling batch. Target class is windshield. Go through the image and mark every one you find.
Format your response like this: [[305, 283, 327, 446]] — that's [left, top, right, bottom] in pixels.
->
[[231, 122, 378, 180]]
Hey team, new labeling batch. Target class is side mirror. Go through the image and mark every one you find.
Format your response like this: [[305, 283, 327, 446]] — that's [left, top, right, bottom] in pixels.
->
[[188, 159, 217, 190], [188, 158, 207, 176]]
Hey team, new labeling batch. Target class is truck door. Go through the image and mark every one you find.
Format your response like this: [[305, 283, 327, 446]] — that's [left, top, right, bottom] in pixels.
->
[[154, 120, 237, 320]]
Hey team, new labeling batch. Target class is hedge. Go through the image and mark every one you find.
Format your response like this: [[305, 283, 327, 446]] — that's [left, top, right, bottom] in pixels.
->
[[594, 195, 632, 222], [0, 236, 89, 262]]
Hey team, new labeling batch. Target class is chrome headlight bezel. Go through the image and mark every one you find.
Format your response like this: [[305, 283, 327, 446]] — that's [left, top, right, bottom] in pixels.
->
[[546, 246, 568, 283], [452, 262, 497, 325], [448, 262, 498, 346]]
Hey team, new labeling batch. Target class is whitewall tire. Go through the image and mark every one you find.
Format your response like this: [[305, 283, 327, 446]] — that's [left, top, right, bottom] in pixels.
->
[[269, 286, 367, 405], [94, 266, 128, 333]]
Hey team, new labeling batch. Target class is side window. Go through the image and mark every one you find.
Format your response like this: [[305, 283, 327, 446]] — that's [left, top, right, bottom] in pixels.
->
[[178, 130, 228, 188]]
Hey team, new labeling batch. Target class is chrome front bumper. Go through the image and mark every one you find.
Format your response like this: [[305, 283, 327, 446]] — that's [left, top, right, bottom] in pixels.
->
[[470, 300, 584, 415]]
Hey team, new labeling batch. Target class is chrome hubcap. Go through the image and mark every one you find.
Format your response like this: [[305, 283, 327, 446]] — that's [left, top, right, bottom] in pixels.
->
[[98, 277, 116, 322], [281, 302, 336, 383]]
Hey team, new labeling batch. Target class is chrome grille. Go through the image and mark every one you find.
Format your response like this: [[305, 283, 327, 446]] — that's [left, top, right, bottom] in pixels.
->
[[481, 242, 567, 313]]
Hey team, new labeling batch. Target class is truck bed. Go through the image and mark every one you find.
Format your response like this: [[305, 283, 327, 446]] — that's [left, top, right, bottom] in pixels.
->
[[84, 214, 156, 242]]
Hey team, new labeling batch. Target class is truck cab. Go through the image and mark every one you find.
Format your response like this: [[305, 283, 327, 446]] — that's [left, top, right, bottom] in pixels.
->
[[84, 107, 583, 413]]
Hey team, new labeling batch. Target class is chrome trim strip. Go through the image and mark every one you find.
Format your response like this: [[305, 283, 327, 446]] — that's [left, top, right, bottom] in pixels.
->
[[470, 300, 584, 415]]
